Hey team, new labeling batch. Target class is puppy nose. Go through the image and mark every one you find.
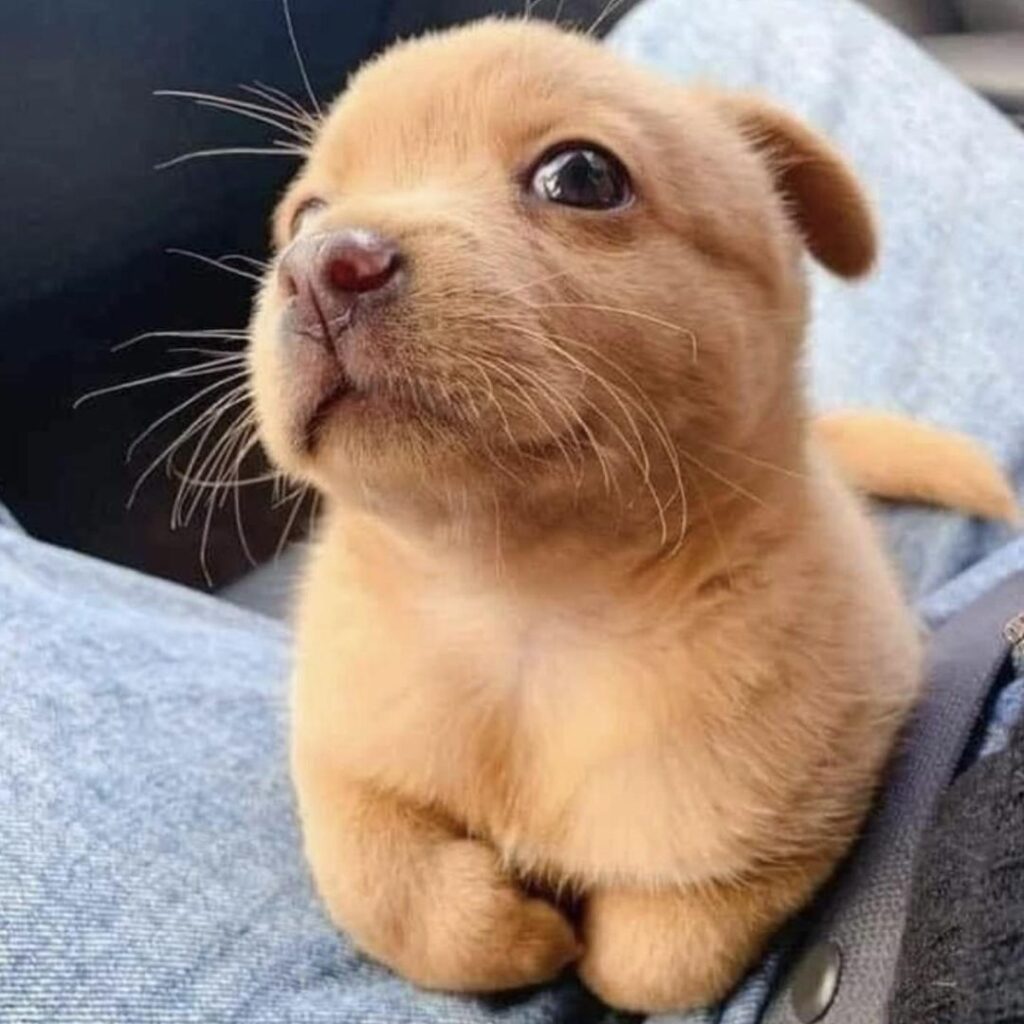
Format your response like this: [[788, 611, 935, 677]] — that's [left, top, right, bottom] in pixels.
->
[[323, 231, 402, 294], [279, 229, 402, 328]]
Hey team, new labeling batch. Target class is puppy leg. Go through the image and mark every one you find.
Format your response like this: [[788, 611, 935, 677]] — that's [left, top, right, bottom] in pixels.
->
[[578, 868, 819, 1013], [294, 755, 579, 992]]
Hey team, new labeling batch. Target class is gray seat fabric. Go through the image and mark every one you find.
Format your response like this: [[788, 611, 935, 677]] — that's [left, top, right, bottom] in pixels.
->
[[864, 0, 1024, 114], [863, 0, 962, 33], [219, 543, 306, 621], [960, 0, 1024, 32], [920, 32, 1024, 111]]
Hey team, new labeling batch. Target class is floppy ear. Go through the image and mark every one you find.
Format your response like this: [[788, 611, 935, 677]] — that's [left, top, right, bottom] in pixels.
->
[[717, 94, 877, 278]]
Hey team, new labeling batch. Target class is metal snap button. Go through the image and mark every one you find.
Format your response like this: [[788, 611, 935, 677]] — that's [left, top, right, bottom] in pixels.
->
[[789, 940, 842, 1023]]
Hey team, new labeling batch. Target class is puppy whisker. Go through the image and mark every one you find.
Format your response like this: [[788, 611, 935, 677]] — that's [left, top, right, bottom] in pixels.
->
[[172, 404, 261, 572], [216, 252, 272, 272], [127, 375, 250, 509], [166, 346, 247, 359], [170, 389, 253, 514], [170, 469, 281, 490], [539, 326, 690, 550], [159, 85, 318, 129], [483, 313, 690, 550], [511, 363, 623, 493], [491, 319, 673, 545], [244, 81, 319, 123], [126, 373, 249, 463], [521, 300, 699, 364], [282, 0, 322, 117], [587, 0, 631, 36], [493, 270, 572, 299], [277, 487, 309, 555], [704, 440, 808, 480], [676, 446, 768, 509], [176, 405, 257, 522], [154, 145, 305, 171], [154, 89, 316, 143], [166, 247, 265, 284], [451, 360, 532, 487], [112, 327, 247, 353], [73, 357, 246, 408], [469, 353, 587, 485]]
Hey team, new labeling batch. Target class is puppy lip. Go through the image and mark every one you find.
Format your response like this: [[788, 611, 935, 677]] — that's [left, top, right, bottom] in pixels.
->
[[302, 379, 353, 453]]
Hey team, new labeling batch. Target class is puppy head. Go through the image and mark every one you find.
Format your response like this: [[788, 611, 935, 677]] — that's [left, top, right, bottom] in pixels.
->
[[249, 19, 874, 535]]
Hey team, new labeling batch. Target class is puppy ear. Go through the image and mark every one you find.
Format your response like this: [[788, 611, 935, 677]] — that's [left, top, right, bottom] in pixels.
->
[[717, 94, 877, 278]]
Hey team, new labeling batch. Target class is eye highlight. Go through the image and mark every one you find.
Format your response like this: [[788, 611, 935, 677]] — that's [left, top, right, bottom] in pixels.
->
[[528, 145, 632, 210], [290, 197, 327, 237]]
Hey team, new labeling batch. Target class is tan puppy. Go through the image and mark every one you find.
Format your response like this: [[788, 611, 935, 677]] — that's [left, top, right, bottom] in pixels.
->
[[248, 19, 1015, 1013]]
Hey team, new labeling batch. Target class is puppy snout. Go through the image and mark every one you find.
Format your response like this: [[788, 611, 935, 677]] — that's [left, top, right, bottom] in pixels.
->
[[279, 229, 403, 335]]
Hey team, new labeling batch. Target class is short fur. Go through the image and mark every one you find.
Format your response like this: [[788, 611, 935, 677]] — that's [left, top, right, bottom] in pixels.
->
[[248, 20, 1013, 1012]]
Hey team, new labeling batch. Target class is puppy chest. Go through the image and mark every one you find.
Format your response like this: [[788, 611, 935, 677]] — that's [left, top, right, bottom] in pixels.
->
[[299, 580, 685, 827]]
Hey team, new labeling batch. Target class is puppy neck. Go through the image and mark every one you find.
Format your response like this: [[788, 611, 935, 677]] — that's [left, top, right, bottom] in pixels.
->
[[321, 416, 809, 599]]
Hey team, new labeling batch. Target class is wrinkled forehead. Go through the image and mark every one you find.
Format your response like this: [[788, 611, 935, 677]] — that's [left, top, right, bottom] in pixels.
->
[[309, 23, 653, 188]]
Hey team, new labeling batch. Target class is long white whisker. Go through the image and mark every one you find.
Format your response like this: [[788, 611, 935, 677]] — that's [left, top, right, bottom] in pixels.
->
[[275, 484, 309, 558], [158, 86, 314, 127], [230, 434, 263, 567], [154, 145, 304, 171], [704, 440, 807, 480], [166, 347, 247, 360], [493, 270, 571, 299], [527, 300, 699, 363], [155, 89, 313, 141], [171, 470, 279, 490], [193, 99, 311, 142], [127, 376, 248, 462], [245, 81, 317, 122], [74, 358, 246, 407], [217, 253, 271, 272], [588, 0, 628, 35], [166, 247, 263, 284], [112, 328, 247, 353], [282, 0, 322, 116], [174, 398, 254, 527], [127, 376, 250, 508], [677, 447, 767, 508]]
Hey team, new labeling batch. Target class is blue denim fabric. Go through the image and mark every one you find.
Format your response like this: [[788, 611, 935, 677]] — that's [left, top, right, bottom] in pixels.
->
[[3, 0, 1024, 1021]]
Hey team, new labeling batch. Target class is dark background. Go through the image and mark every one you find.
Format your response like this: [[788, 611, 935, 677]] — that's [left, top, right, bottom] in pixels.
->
[[0, 0, 633, 588]]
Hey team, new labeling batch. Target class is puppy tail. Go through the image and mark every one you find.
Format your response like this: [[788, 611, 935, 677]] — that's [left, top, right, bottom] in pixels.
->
[[815, 410, 1020, 523]]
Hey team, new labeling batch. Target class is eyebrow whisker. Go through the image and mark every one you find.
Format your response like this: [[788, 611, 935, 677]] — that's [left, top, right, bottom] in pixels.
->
[[282, 0, 322, 117], [154, 145, 306, 171]]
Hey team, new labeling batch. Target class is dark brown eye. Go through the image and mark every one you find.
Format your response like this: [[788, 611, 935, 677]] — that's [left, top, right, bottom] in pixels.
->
[[290, 197, 327, 236], [529, 145, 632, 210]]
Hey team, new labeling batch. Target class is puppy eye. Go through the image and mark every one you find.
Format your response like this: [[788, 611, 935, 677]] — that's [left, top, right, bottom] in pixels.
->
[[290, 197, 327, 236], [529, 145, 632, 210]]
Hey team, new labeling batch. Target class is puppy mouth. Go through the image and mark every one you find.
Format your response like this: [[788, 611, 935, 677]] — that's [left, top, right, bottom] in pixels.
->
[[297, 357, 428, 454], [302, 379, 353, 452], [283, 291, 382, 452]]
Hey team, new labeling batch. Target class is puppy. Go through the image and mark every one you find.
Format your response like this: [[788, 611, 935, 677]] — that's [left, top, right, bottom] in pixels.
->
[[248, 19, 1016, 1012]]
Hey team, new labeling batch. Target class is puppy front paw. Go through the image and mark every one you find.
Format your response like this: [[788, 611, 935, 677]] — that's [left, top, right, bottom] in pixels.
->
[[577, 885, 751, 1013], [391, 839, 579, 993]]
